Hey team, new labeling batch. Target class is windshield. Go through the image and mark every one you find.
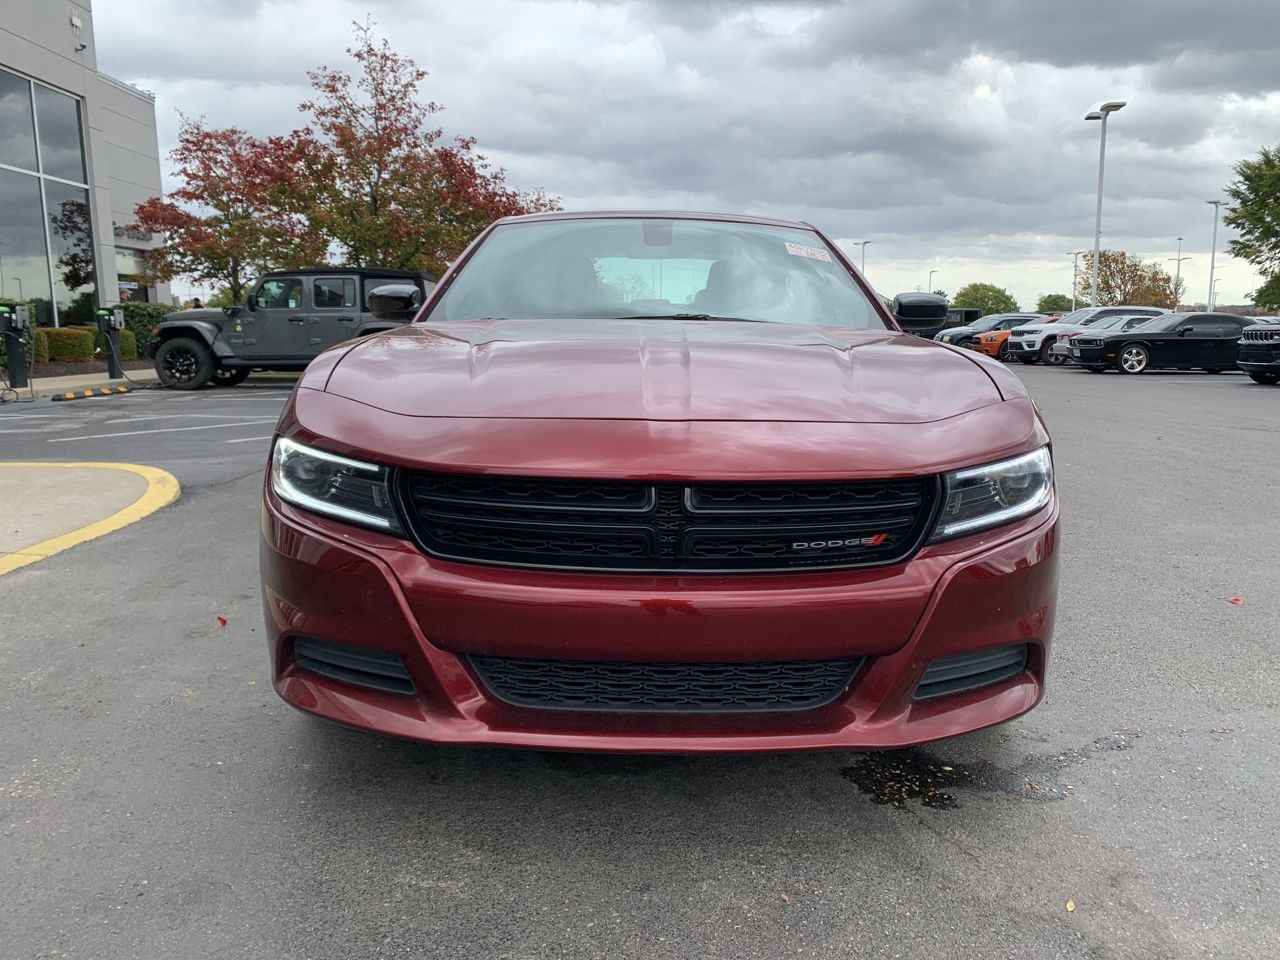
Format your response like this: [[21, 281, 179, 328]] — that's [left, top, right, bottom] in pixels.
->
[[969, 315, 1006, 332], [426, 218, 884, 328], [1055, 308, 1093, 325]]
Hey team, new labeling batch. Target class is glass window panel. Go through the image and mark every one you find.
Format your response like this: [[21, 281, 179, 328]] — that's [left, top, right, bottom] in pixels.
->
[[0, 167, 55, 325], [34, 85, 86, 183], [313, 277, 357, 309], [0, 69, 38, 172], [44, 181, 96, 324]]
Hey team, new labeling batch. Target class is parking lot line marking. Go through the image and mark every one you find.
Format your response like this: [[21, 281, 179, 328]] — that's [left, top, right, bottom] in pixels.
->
[[0, 462, 179, 576], [47, 419, 279, 442], [225, 435, 275, 443], [103, 413, 286, 424]]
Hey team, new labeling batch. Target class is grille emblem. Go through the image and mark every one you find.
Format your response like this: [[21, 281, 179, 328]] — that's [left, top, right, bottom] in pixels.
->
[[792, 533, 888, 551]]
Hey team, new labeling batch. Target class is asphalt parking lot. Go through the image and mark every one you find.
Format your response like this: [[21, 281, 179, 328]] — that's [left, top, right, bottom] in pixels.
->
[[2, 366, 1277, 960]]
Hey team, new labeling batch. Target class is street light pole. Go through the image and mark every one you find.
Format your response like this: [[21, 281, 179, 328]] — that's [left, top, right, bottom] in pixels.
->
[[1068, 250, 1086, 310], [1085, 101, 1126, 307], [1205, 201, 1223, 311], [1167, 236, 1190, 308], [852, 240, 872, 273], [927, 269, 937, 292], [12, 278, 23, 300]]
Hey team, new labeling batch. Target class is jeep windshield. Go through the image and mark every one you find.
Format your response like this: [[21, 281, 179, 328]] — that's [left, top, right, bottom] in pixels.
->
[[426, 217, 885, 329]]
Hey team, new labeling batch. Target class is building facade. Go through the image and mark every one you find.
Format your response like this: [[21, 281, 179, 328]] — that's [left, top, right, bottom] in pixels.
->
[[0, 0, 169, 326]]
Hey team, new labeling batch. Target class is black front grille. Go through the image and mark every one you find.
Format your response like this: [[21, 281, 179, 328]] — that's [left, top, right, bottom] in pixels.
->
[[469, 655, 863, 713], [398, 472, 938, 572], [913, 643, 1029, 700], [293, 637, 415, 694]]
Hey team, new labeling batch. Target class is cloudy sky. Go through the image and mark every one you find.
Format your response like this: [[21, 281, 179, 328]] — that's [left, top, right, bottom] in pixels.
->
[[95, 0, 1280, 308]]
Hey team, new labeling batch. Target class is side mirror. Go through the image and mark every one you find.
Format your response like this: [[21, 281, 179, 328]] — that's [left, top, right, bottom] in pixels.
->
[[367, 283, 422, 321], [245, 294, 258, 311], [1178, 325, 1192, 336], [891, 292, 949, 338]]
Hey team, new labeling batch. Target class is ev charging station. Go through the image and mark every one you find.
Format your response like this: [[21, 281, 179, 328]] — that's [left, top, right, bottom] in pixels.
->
[[1, 303, 31, 389], [95, 306, 126, 380]]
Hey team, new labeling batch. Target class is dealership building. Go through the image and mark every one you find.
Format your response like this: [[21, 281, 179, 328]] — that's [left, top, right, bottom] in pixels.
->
[[1, 0, 169, 326]]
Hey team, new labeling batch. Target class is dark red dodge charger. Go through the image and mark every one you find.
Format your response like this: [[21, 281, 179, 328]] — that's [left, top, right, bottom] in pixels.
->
[[261, 211, 1058, 752]]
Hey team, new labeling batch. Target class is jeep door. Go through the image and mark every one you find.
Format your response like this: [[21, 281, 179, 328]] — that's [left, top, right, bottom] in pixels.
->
[[241, 276, 309, 358], [309, 275, 361, 349]]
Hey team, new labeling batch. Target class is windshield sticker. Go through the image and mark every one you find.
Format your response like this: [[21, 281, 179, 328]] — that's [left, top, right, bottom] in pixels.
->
[[785, 242, 832, 262]]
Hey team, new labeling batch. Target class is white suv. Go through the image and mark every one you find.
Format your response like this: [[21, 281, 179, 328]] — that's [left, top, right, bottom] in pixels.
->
[[1007, 306, 1168, 365]]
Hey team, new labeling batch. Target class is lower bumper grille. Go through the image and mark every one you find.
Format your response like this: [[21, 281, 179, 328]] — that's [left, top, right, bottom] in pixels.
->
[[293, 637, 415, 694], [913, 643, 1028, 700], [469, 655, 863, 713]]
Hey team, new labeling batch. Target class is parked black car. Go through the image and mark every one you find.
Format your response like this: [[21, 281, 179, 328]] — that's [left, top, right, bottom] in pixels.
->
[[1236, 318, 1280, 385], [1070, 312, 1254, 374], [145, 267, 435, 389]]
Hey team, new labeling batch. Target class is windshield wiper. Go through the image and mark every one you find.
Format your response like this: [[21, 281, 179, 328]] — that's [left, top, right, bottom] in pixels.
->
[[614, 313, 773, 324]]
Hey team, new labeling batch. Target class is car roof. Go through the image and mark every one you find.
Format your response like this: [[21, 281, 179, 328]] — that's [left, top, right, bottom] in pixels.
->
[[260, 267, 435, 280], [494, 209, 816, 230]]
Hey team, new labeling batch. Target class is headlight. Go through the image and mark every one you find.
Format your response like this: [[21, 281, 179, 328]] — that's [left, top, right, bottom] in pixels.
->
[[931, 447, 1053, 540], [270, 437, 402, 533]]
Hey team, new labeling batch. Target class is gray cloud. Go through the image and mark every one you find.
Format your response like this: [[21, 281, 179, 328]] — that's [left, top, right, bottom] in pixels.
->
[[93, 0, 1278, 304]]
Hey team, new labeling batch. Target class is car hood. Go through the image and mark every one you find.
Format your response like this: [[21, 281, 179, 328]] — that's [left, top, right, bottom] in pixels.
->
[[163, 307, 230, 324], [322, 319, 1005, 423]]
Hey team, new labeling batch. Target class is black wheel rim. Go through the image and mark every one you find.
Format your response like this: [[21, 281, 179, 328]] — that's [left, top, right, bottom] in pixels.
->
[[162, 346, 199, 383]]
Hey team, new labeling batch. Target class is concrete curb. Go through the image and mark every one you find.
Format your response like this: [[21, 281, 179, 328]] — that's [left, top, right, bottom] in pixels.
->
[[0, 462, 181, 576]]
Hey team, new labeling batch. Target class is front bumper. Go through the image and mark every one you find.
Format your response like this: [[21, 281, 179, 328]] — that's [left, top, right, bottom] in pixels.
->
[[1006, 339, 1042, 359], [261, 484, 1059, 753], [1237, 344, 1280, 373], [1070, 345, 1110, 365]]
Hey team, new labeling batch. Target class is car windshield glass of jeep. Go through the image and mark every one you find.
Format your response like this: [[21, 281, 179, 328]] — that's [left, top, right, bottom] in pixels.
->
[[427, 218, 884, 328]]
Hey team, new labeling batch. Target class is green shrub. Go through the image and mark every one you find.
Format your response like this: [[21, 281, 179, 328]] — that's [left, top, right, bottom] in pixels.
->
[[42, 326, 95, 362], [120, 302, 175, 345], [33, 327, 49, 364], [93, 328, 137, 361]]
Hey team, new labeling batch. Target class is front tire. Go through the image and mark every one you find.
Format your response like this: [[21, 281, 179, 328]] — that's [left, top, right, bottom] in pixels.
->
[[1042, 340, 1066, 365], [1117, 344, 1149, 374], [1248, 372, 1280, 384], [210, 367, 250, 387], [997, 341, 1010, 362], [155, 336, 214, 390]]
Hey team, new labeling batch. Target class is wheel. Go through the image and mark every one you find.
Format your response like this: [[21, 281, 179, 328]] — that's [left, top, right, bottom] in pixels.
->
[[155, 336, 214, 390], [1041, 340, 1066, 365], [1248, 372, 1280, 385], [210, 367, 250, 386], [1117, 344, 1149, 374], [1084, 365, 1107, 373], [997, 341, 1010, 362]]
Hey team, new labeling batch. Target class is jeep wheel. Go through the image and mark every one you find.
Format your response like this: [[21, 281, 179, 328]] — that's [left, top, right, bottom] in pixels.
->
[[1041, 340, 1065, 365], [210, 367, 250, 387], [155, 336, 214, 390], [1248, 371, 1280, 385], [1118, 344, 1149, 374]]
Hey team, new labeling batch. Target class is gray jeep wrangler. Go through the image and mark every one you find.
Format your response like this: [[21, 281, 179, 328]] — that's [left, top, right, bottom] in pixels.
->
[[144, 267, 435, 389]]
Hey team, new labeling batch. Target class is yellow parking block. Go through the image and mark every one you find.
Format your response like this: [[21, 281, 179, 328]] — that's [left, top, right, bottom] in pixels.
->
[[0, 462, 180, 576]]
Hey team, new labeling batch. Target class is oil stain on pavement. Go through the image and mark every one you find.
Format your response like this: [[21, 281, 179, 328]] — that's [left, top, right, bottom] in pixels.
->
[[841, 727, 1143, 810]]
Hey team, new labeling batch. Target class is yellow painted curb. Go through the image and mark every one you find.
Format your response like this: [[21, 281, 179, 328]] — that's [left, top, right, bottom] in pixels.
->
[[0, 462, 180, 576]]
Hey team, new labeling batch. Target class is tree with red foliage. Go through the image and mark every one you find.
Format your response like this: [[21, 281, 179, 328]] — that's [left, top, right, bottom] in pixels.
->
[[290, 22, 558, 276], [131, 117, 327, 301]]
